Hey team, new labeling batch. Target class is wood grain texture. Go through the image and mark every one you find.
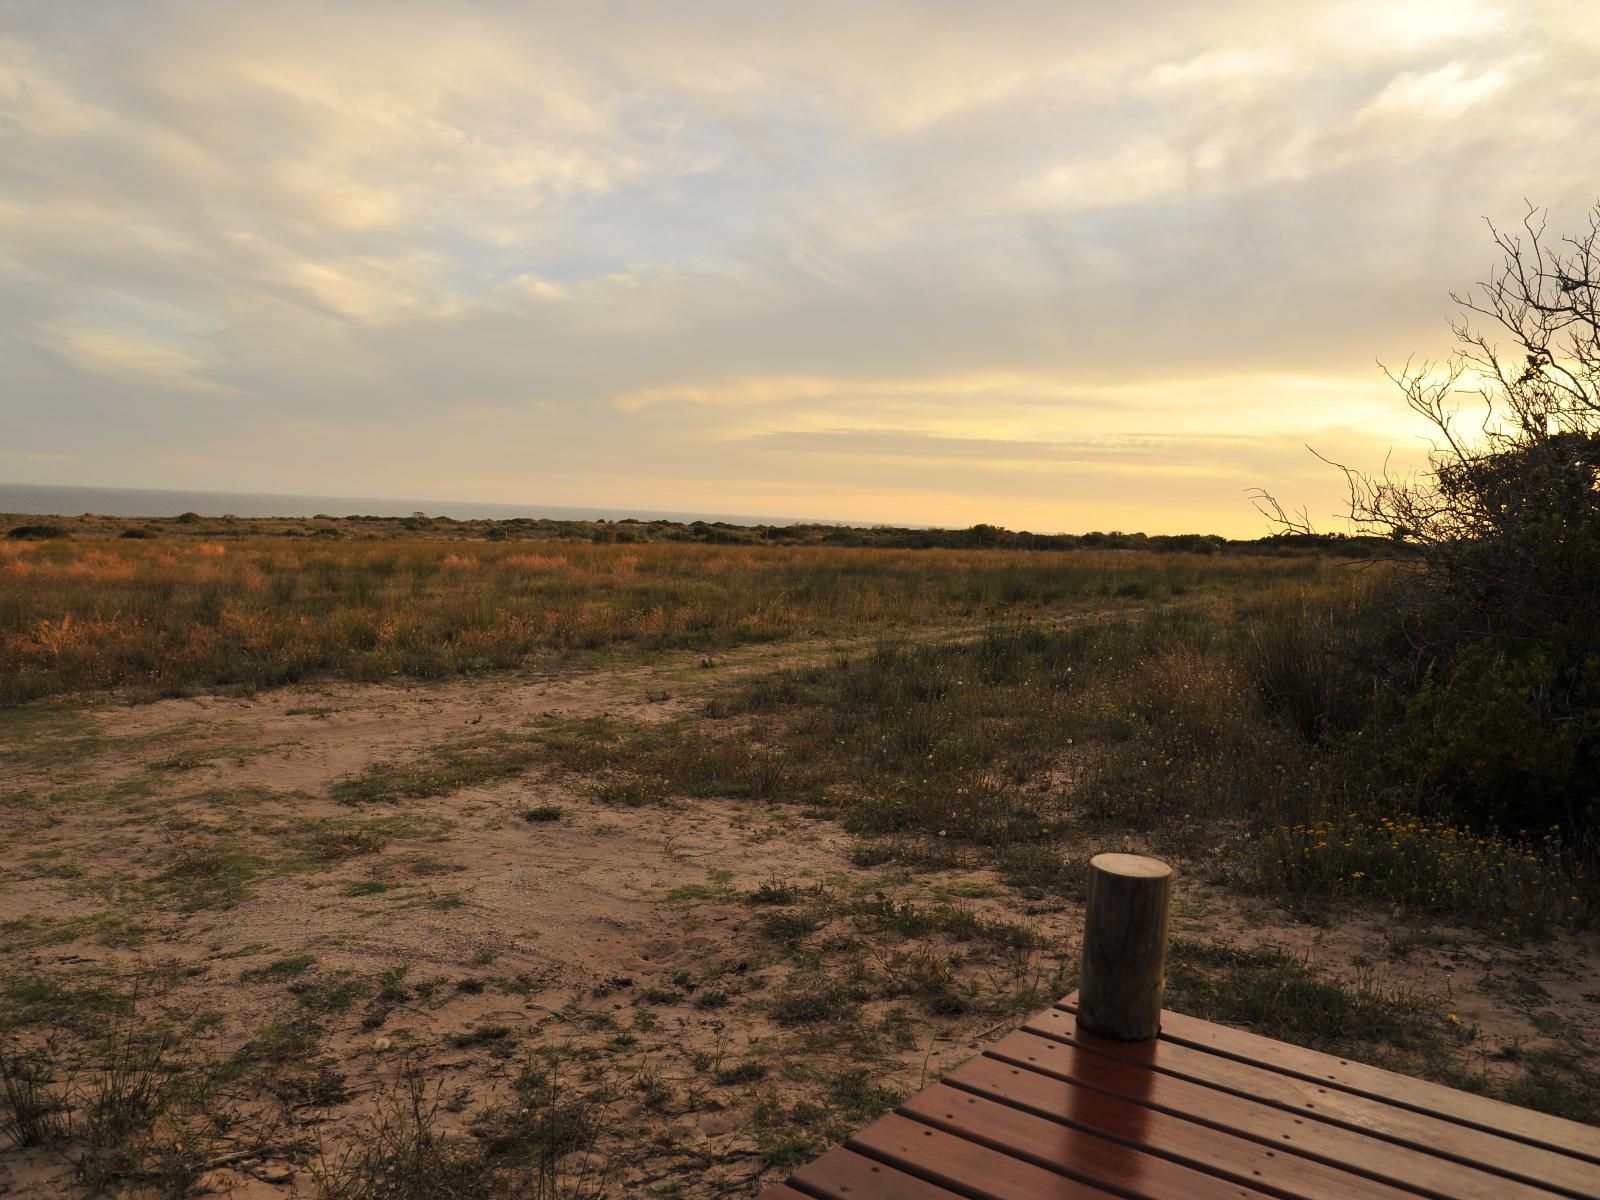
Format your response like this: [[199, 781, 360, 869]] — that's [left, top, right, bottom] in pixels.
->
[[1000, 1024, 1590, 1200], [784, 1146, 971, 1199], [1097, 1001, 1600, 1166], [760, 990, 1600, 1200], [947, 1053, 1421, 1200], [849, 1112, 1121, 1198], [1078, 853, 1173, 1040], [901, 1082, 1279, 1199]]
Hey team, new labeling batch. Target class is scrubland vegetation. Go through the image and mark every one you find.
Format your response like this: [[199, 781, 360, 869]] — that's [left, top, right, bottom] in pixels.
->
[[1, 521, 1596, 1196], [0, 535, 1330, 704], [5, 207, 1600, 1195]]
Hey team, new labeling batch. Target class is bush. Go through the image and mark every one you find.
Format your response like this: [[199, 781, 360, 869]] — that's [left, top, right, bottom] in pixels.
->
[[1395, 644, 1598, 835], [7, 525, 67, 540], [1263, 203, 1600, 839], [1260, 809, 1592, 935]]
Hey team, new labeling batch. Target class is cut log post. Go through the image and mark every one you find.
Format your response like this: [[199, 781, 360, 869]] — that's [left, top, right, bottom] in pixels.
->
[[1078, 852, 1174, 1041]]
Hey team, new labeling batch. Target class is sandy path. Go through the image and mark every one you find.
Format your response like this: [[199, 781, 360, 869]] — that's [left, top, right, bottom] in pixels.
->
[[2, 634, 1597, 1196]]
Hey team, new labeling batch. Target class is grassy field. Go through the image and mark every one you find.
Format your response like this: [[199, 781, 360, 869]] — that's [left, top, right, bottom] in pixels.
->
[[1, 529, 1596, 1196], [0, 536, 1332, 703]]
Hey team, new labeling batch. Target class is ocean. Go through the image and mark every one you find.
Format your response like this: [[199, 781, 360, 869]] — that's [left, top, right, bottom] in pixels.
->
[[0, 482, 837, 527]]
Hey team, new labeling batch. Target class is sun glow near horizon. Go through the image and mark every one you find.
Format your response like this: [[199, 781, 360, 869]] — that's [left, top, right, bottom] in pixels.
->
[[2, 1, 1596, 537]]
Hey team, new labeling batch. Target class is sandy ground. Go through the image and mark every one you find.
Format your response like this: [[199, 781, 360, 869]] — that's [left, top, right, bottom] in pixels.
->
[[2, 639, 1596, 1196]]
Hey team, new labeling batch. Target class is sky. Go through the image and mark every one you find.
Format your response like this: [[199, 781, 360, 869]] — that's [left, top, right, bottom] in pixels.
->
[[3, 0, 1598, 535]]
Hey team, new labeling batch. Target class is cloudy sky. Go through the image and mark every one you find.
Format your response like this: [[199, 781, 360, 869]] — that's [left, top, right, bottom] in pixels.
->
[[3, 0, 1598, 534]]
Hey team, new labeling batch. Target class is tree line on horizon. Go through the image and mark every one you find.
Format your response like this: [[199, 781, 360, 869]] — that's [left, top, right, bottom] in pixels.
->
[[6, 510, 1389, 558]]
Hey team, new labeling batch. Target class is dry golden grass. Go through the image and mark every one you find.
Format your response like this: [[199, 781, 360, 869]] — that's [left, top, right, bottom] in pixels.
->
[[3, 539, 1597, 1197], [0, 537, 1336, 703]]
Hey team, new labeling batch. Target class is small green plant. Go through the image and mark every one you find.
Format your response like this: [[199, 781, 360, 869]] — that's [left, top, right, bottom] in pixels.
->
[[1256, 812, 1594, 936], [474, 1053, 610, 1199], [315, 1069, 498, 1199], [849, 843, 896, 868], [1499, 1045, 1600, 1124], [331, 737, 541, 805], [157, 836, 262, 910], [449, 1026, 516, 1057], [712, 1061, 767, 1086], [756, 1129, 822, 1170], [634, 1066, 673, 1112], [80, 1030, 176, 1148], [0, 1039, 71, 1148], [297, 974, 364, 1015], [374, 967, 410, 1005], [826, 1067, 900, 1121], [747, 878, 798, 905], [758, 910, 821, 948], [770, 979, 865, 1026], [1164, 938, 1457, 1066], [71, 1021, 226, 1196], [304, 825, 386, 861], [242, 953, 316, 983]]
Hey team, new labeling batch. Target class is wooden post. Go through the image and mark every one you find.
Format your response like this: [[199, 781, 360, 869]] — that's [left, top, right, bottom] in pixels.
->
[[1078, 852, 1174, 1041]]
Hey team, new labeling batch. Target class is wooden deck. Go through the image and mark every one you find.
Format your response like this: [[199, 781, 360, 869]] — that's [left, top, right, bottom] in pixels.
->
[[761, 993, 1600, 1199]]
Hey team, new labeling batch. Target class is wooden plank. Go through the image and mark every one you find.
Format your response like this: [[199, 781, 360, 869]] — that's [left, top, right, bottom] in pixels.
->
[[990, 1029, 1569, 1200], [758, 1187, 813, 1200], [1061, 995, 1600, 1166], [848, 1111, 1121, 1199], [948, 1053, 1420, 1200], [1031, 1008, 1600, 1198], [786, 1145, 970, 1199], [902, 1082, 1280, 1199]]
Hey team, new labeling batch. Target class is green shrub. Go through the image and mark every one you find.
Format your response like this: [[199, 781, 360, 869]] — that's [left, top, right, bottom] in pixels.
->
[[1392, 644, 1598, 835], [1260, 203, 1600, 841]]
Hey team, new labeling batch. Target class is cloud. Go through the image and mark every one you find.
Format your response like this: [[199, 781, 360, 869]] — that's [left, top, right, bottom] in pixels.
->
[[0, 449, 78, 463], [511, 274, 569, 302], [614, 371, 1124, 414], [1143, 50, 1289, 92], [1, 1, 1597, 534], [1363, 62, 1515, 119], [1320, 0, 1508, 51], [751, 428, 1250, 470], [283, 253, 461, 325], [0, 35, 109, 138], [31, 324, 227, 393]]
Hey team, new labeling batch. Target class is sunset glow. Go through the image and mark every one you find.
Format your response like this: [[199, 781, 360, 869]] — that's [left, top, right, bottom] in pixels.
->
[[4, 1, 1598, 533]]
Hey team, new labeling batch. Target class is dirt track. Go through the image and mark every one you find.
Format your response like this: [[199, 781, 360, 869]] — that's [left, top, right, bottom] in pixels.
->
[[3, 639, 1597, 1195]]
